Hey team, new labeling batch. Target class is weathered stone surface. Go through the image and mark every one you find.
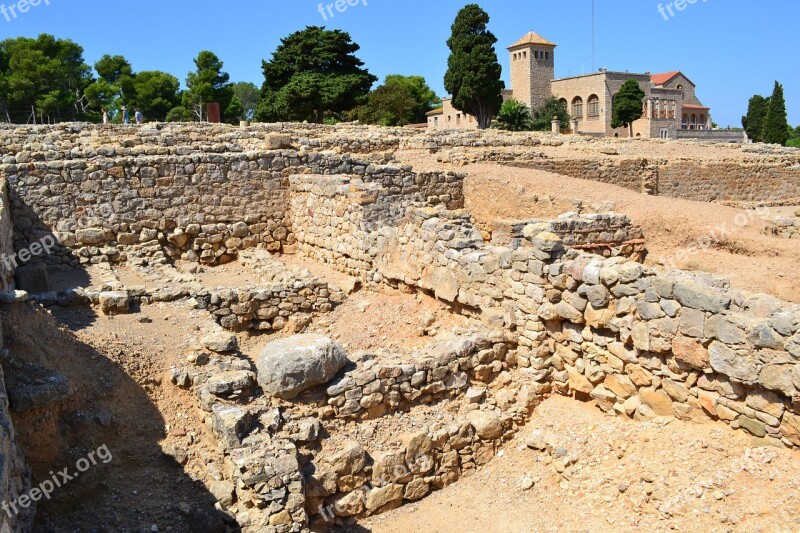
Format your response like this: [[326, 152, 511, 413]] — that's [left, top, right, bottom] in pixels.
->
[[466, 410, 504, 440], [256, 334, 348, 399], [673, 280, 731, 312], [709, 341, 758, 383], [202, 331, 238, 353], [639, 389, 674, 417], [672, 335, 709, 369], [366, 483, 404, 512], [99, 291, 130, 314], [603, 374, 636, 399], [205, 370, 256, 396]]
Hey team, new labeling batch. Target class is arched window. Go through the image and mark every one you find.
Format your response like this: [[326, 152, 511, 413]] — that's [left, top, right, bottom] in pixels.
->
[[558, 98, 568, 111], [572, 96, 584, 119], [699, 114, 706, 129], [587, 95, 600, 118], [690, 113, 697, 129], [676, 84, 683, 90], [682, 113, 688, 129]]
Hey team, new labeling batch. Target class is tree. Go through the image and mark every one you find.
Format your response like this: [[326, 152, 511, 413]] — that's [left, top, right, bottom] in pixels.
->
[[183, 50, 234, 122], [94, 54, 132, 85], [444, 4, 504, 129], [788, 125, 800, 148], [356, 75, 439, 126], [492, 99, 532, 131], [742, 94, 769, 142], [256, 26, 377, 123], [0, 34, 92, 123], [129, 71, 181, 122], [611, 79, 646, 136], [165, 106, 192, 122], [85, 54, 136, 120], [231, 81, 260, 121], [761, 81, 789, 146], [531, 96, 570, 131]]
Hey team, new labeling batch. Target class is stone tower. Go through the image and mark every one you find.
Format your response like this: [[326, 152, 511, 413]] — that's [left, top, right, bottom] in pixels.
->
[[508, 32, 556, 111]]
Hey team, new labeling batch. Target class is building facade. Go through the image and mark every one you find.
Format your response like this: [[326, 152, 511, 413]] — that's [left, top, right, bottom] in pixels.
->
[[428, 31, 720, 139]]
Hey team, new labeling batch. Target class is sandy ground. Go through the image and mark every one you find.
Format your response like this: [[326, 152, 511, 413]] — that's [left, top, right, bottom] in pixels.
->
[[358, 395, 800, 533], [397, 150, 800, 303]]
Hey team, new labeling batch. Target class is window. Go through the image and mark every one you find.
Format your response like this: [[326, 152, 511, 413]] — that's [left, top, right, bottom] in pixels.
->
[[572, 97, 584, 119], [660, 128, 669, 139], [587, 95, 600, 118], [676, 84, 683, 90], [545, 51, 549, 60], [523, 51, 527, 59], [699, 114, 706, 130], [691, 113, 697, 129], [534, 50, 539, 59], [457, 113, 461, 125], [681, 113, 688, 129], [558, 98, 568, 111]]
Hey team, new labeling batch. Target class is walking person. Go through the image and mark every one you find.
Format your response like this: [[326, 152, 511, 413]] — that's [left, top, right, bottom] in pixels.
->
[[122, 106, 129, 125], [135, 109, 144, 125], [101, 108, 109, 124]]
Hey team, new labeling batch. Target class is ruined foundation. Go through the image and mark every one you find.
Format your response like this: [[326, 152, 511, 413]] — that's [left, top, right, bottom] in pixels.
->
[[0, 123, 798, 532]]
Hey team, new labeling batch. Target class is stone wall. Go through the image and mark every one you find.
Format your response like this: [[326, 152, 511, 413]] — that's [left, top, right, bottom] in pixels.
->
[[0, 177, 14, 290], [0, 327, 34, 532], [765, 216, 800, 239], [508, 156, 800, 202], [288, 181, 800, 449]]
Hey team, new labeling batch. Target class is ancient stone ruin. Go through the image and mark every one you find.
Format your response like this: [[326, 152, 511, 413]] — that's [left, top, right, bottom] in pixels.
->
[[0, 123, 798, 532]]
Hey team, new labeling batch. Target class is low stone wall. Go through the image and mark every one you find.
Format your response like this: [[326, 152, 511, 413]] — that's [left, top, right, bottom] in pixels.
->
[[290, 180, 800, 448], [508, 156, 800, 203], [489, 212, 645, 261], [324, 331, 515, 420], [765, 216, 800, 239]]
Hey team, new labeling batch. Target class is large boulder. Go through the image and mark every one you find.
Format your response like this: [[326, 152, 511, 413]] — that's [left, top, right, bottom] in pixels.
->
[[256, 334, 348, 399]]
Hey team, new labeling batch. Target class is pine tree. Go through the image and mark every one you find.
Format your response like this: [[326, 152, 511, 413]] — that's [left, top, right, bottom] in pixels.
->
[[761, 81, 789, 146], [444, 4, 504, 129], [611, 80, 646, 137]]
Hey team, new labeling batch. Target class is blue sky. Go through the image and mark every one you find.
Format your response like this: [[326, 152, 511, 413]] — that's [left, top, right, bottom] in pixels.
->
[[1, 0, 797, 127]]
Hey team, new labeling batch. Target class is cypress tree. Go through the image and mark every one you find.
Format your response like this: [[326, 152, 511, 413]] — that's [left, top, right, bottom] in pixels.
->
[[761, 81, 789, 146], [444, 4, 504, 129], [741, 94, 769, 142]]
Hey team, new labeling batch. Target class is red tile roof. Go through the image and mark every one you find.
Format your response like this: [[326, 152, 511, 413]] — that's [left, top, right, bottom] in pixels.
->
[[650, 71, 681, 86], [682, 104, 709, 110], [508, 32, 557, 50]]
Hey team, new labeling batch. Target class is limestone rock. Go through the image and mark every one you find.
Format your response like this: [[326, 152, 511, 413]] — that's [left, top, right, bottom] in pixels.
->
[[202, 331, 239, 353], [256, 334, 348, 400], [466, 410, 504, 440]]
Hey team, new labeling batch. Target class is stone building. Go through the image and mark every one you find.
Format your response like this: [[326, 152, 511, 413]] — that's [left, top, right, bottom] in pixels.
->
[[428, 31, 729, 140]]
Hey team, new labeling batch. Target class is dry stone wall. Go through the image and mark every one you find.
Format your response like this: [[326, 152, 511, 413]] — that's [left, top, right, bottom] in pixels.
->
[[0, 178, 14, 290], [290, 178, 800, 449], [508, 156, 800, 202]]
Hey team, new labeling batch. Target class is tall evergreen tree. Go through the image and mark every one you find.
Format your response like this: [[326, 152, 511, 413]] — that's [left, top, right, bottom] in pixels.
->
[[444, 4, 504, 129], [761, 81, 789, 146], [741, 94, 769, 142], [611, 80, 646, 137], [256, 26, 376, 123], [182, 51, 236, 122]]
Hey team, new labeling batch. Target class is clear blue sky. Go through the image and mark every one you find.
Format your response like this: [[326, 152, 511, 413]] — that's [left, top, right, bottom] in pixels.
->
[[2, 0, 798, 127]]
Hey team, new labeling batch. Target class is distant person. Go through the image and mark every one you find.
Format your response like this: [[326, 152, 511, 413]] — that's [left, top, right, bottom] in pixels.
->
[[122, 106, 129, 124], [101, 108, 109, 124], [135, 109, 144, 124]]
